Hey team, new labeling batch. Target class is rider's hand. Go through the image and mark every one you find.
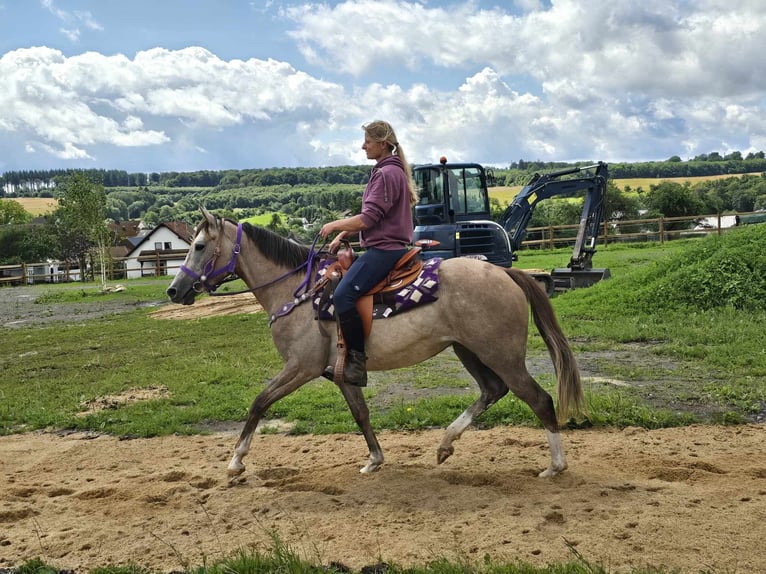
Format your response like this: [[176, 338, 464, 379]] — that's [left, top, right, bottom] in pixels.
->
[[319, 222, 334, 239], [328, 237, 342, 253]]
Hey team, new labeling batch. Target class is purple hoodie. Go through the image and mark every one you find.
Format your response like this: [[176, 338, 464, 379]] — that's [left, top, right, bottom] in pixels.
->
[[358, 155, 414, 250]]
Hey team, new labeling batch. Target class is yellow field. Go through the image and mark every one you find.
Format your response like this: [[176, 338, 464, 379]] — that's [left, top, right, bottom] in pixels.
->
[[612, 172, 762, 192], [7, 197, 58, 216], [489, 185, 523, 205]]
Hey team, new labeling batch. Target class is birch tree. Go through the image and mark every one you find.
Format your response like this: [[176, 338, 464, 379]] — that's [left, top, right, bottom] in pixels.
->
[[56, 172, 109, 287]]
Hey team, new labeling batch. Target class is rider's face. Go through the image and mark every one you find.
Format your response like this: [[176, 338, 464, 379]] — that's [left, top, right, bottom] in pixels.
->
[[362, 135, 388, 161]]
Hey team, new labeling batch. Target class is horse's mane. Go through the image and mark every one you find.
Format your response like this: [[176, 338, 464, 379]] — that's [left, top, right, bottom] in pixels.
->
[[235, 220, 312, 269]]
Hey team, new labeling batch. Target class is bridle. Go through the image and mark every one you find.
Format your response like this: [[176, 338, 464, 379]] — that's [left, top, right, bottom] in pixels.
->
[[180, 222, 243, 294], [179, 218, 327, 311]]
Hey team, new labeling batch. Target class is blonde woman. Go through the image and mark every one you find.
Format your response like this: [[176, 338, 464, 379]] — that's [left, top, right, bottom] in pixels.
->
[[319, 120, 418, 386]]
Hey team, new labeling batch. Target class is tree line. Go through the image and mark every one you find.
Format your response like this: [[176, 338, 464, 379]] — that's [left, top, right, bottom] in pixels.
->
[[4, 152, 766, 195], [497, 152, 766, 185], [2, 156, 766, 268], [1, 165, 374, 195]]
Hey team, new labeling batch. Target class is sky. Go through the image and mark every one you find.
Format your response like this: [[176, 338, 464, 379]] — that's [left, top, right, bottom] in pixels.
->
[[1, 0, 765, 173]]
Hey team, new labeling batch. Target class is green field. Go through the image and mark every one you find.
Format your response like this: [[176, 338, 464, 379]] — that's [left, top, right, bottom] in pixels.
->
[[2, 220, 765, 574]]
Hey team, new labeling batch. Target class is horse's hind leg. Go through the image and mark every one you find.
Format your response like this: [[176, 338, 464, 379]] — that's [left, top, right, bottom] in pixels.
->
[[504, 369, 567, 478], [437, 343, 509, 464], [337, 383, 384, 473], [450, 345, 568, 478]]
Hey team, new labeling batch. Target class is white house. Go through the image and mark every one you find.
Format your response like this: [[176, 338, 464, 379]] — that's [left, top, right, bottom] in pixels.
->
[[123, 222, 193, 279]]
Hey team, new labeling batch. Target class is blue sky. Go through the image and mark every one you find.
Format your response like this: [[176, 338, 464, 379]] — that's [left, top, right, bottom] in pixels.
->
[[1, 0, 765, 173]]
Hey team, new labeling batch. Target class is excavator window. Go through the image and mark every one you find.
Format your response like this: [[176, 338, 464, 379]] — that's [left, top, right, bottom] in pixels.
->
[[448, 167, 485, 215]]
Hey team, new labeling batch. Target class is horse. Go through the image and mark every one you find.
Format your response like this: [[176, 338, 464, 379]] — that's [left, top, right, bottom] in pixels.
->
[[166, 207, 585, 479]]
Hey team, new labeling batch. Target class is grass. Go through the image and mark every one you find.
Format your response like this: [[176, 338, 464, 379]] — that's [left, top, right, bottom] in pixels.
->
[[611, 172, 764, 192], [10, 540, 682, 574], [2, 230, 764, 574]]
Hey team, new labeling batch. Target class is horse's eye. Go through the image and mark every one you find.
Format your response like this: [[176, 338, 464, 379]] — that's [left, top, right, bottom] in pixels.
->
[[194, 243, 205, 252]]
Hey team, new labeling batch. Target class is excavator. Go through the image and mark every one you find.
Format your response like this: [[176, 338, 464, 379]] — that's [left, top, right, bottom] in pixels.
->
[[411, 158, 611, 294]]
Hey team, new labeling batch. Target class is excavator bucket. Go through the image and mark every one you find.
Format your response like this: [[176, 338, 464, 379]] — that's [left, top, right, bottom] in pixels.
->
[[550, 267, 611, 291]]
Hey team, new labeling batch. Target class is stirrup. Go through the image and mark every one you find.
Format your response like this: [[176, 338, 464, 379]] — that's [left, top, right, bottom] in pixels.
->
[[322, 350, 367, 387]]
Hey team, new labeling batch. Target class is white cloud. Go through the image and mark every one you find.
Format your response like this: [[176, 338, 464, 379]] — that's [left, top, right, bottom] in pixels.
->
[[0, 46, 348, 167], [1, 0, 764, 170], [42, 0, 103, 42]]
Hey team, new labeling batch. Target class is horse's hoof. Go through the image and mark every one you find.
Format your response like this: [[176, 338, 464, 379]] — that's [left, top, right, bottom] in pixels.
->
[[227, 463, 246, 477], [360, 461, 383, 473], [538, 464, 566, 478], [436, 445, 454, 464]]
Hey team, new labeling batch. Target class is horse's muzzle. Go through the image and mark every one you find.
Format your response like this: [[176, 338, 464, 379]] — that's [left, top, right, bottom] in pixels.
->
[[166, 284, 197, 305]]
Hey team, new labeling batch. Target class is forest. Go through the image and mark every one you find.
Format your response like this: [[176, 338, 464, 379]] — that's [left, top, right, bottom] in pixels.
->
[[1, 153, 766, 265]]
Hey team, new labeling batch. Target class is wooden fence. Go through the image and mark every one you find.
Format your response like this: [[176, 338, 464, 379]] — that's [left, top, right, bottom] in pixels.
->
[[2, 210, 763, 286], [516, 211, 763, 250]]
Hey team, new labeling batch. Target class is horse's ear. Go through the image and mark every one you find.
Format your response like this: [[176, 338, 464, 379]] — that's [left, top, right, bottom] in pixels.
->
[[200, 206, 217, 230]]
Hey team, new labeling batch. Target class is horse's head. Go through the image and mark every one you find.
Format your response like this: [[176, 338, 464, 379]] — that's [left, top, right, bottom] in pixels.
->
[[166, 206, 241, 305]]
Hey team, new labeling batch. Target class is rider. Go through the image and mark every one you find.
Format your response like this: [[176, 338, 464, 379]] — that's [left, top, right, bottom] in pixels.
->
[[319, 120, 419, 386]]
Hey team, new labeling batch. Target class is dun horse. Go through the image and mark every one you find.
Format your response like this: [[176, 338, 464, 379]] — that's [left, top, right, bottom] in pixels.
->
[[166, 207, 584, 478]]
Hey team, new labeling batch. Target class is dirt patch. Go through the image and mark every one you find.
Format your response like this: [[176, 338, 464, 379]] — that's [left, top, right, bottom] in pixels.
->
[[148, 293, 263, 319], [0, 425, 764, 573], [0, 285, 162, 328], [76, 386, 170, 417]]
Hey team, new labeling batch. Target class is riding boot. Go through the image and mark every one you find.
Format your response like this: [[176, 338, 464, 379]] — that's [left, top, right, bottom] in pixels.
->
[[338, 309, 368, 387], [322, 309, 368, 387]]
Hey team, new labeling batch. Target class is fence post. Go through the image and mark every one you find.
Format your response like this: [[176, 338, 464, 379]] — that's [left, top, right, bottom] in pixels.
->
[[659, 217, 665, 244], [717, 213, 722, 235]]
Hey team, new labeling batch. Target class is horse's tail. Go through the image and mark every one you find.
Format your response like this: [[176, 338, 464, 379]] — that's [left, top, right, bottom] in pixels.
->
[[505, 268, 585, 424]]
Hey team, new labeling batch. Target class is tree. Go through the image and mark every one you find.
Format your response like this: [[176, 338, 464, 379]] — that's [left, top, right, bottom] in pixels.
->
[[0, 199, 33, 224], [55, 172, 109, 286], [644, 182, 705, 231], [604, 182, 641, 221]]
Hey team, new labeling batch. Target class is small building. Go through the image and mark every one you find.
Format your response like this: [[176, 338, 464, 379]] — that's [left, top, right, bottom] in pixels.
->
[[123, 222, 193, 279]]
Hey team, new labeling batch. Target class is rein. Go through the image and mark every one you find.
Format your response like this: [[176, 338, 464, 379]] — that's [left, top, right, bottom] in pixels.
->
[[181, 221, 329, 321]]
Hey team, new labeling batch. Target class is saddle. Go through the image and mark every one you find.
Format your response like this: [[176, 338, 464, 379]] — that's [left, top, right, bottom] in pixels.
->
[[323, 246, 424, 337]]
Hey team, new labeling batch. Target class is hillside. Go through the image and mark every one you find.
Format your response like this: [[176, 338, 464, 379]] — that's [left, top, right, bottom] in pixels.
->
[[561, 224, 766, 314]]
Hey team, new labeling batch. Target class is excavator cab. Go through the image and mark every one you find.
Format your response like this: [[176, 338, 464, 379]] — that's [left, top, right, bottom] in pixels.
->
[[414, 161, 490, 223], [413, 158, 513, 266]]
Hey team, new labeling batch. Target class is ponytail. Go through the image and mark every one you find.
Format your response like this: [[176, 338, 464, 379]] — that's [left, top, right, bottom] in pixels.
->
[[363, 120, 419, 207]]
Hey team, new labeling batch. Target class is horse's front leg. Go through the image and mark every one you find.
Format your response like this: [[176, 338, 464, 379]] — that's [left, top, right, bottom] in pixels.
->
[[337, 383, 384, 473], [228, 365, 314, 477]]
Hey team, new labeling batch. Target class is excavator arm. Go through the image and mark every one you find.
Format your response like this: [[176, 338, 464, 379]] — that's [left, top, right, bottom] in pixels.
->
[[500, 162, 611, 289], [500, 162, 608, 263]]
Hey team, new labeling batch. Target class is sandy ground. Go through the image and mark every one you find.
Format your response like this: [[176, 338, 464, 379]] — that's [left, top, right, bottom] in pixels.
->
[[2, 288, 765, 572], [1, 425, 764, 573]]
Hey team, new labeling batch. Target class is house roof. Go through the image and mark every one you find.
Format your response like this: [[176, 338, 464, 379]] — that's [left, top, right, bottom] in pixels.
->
[[109, 220, 142, 238], [125, 221, 193, 258], [163, 221, 194, 241]]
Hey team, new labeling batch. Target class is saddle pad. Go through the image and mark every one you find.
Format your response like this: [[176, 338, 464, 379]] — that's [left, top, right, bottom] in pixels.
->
[[313, 257, 442, 321]]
